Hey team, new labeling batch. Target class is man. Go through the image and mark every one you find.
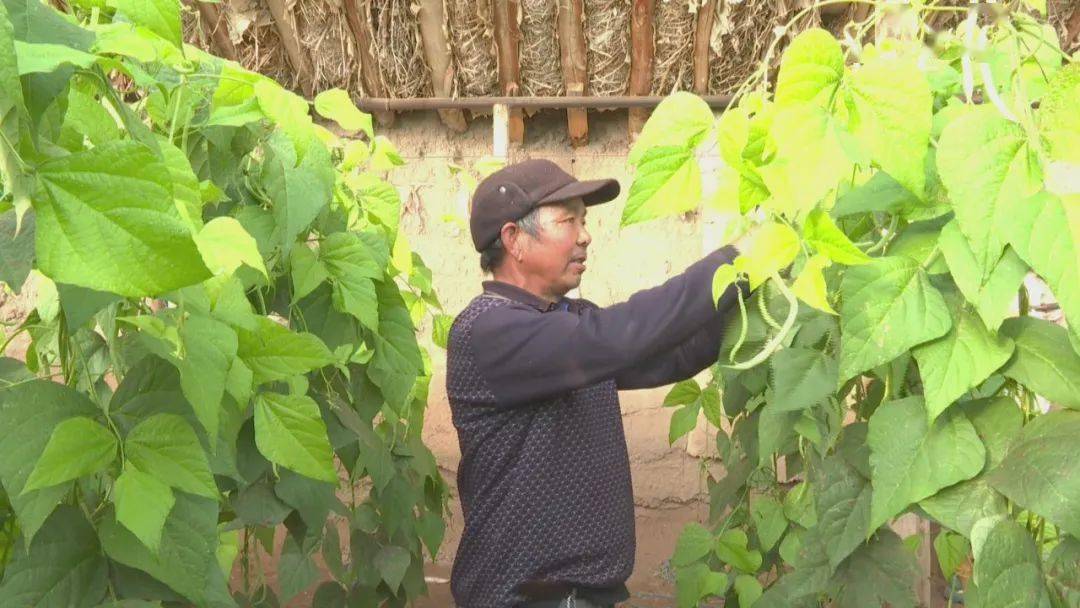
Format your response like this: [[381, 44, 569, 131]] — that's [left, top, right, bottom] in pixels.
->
[[446, 159, 746, 608]]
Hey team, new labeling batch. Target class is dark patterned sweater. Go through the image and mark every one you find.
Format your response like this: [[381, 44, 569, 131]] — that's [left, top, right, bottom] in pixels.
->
[[446, 247, 743, 608]]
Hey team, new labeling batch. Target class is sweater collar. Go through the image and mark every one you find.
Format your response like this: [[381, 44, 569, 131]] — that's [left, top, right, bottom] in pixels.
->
[[481, 280, 565, 312]]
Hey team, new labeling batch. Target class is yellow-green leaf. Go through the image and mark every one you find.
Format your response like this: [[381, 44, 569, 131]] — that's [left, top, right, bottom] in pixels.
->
[[792, 255, 836, 315], [195, 217, 268, 279]]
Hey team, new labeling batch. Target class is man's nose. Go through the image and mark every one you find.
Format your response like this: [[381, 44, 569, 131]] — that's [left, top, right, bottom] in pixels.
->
[[579, 225, 592, 247]]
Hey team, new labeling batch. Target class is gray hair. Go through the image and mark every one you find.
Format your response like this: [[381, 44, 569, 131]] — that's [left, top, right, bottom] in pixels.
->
[[479, 207, 543, 273]]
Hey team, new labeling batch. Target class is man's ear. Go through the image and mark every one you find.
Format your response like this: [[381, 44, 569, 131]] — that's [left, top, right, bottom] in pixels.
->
[[500, 222, 522, 262]]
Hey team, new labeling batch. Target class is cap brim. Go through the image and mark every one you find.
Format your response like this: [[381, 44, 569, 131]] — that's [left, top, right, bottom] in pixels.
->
[[537, 178, 620, 207]]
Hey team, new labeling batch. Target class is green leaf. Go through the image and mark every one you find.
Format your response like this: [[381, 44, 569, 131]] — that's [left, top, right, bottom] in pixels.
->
[[23, 416, 116, 492], [919, 477, 1007, 538], [672, 522, 713, 567], [273, 468, 337, 529], [750, 496, 787, 551], [958, 397, 1023, 470], [313, 88, 372, 137], [664, 379, 701, 407], [125, 414, 217, 498], [255, 80, 314, 157], [112, 465, 175, 554], [367, 281, 423, 411], [839, 256, 951, 381], [848, 54, 932, 197], [0, 380, 99, 543], [0, 506, 107, 608], [999, 316, 1080, 410], [833, 171, 919, 217], [369, 135, 404, 172], [913, 305, 1014, 421], [803, 209, 870, 265], [933, 530, 970, 581], [939, 220, 1028, 332], [734, 574, 763, 607], [759, 104, 853, 218], [321, 232, 381, 330], [109, 0, 182, 48], [1039, 63, 1080, 164], [676, 563, 729, 608], [432, 313, 453, 349], [289, 245, 328, 303], [195, 217, 268, 279], [715, 529, 762, 573], [669, 402, 700, 445], [775, 28, 843, 107], [829, 529, 918, 608], [13, 41, 95, 74], [768, 347, 837, 412], [1000, 192, 1080, 342], [735, 221, 799, 289], [792, 255, 836, 315], [0, 0, 23, 114], [57, 283, 120, 331], [261, 132, 333, 253], [254, 392, 336, 483], [237, 316, 334, 384], [1046, 536, 1080, 606], [99, 493, 218, 604], [416, 510, 445, 561], [970, 518, 1051, 608], [373, 545, 411, 592], [812, 456, 872, 569], [0, 210, 34, 290], [278, 535, 318, 604], [35, 141, 211, 297], [621, 145, 700, 227], [868, 397, 985, 531], [351, 173, 401, 238], [177, 314, 237, 441], [629, 91, 714, 164], [987, 410, 1080, 538], [937, 107, 1041, 280]]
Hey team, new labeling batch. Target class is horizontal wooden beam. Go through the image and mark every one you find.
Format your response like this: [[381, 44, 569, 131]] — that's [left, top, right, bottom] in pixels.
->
[[353, 94, 732, 112]]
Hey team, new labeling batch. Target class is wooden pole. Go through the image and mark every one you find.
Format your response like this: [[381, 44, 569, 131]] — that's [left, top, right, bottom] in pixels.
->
[[556, 0, 589, 146], [628, 0, 655, 138], [187, 0, 237, 61], [264, 0, 315, 97], [692, 0, 716, 95], [493, 0, 525, 144], [416, 0, 468, 132], [343, 0, 395, 127]]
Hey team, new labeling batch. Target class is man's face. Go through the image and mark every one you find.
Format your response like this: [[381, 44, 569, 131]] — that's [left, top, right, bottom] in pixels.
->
[[519, 198, 591, 297]]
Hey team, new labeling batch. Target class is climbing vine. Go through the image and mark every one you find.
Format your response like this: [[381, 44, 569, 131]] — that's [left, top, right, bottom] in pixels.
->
[[0, 0, 447, 606], [624, 1, 1080, 606]]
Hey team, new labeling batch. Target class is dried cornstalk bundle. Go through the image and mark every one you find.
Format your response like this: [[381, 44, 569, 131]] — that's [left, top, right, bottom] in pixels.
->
[[651, 0, 695, 95], [1049, 0, 1077, 53], [447, 0, 498, 96], [295, 0, 357, 92], [229, 0, 299, 91], [707, 0, 820, 95], [182, 3, 205, 47], [368, 0, 432, 98], [519, 0, 565, 97], [584, 0, 631, 96]]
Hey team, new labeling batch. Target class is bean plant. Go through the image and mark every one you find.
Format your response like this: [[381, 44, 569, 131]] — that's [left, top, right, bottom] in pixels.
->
[[622, 1, 1080, 606], [0, 0, 451, 606]]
